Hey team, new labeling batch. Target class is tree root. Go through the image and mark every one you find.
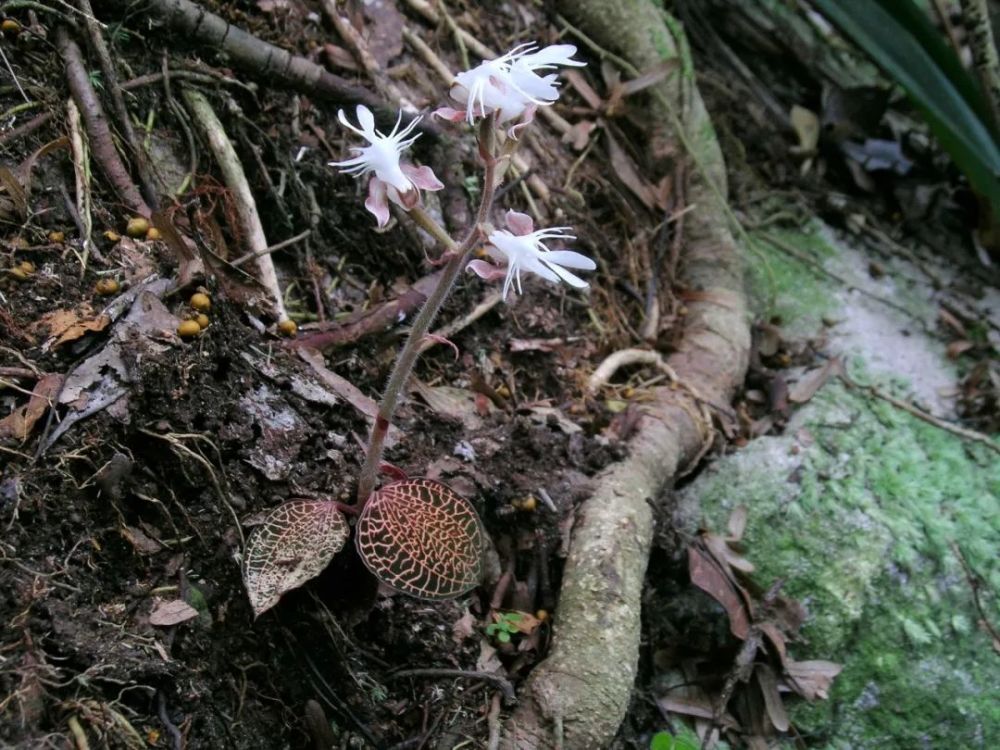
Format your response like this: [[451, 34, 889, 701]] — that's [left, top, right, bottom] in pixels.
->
[[54, 26, 150, 217], [181, 88, 286, 320], [97, 0, 428, 134], [505, 2, 751, 747]]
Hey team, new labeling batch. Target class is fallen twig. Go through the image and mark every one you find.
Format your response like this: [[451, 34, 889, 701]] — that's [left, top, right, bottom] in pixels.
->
[[55, 26, 150, 216], [842, 373, 1000, 455], [230, 229, 311, 268], [181, 87, 286, 319]]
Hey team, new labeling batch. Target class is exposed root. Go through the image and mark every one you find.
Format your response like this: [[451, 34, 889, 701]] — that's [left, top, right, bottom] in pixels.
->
[[505, 2, 751, 747], [99, 0, 430, 136], [55, 27, 150, 217], [181, 87, 286, 320]]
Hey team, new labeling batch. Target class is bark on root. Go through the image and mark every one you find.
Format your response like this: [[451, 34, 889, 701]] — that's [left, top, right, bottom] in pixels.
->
[[506, 2, 750, 747], [97, 0, 430, 134]]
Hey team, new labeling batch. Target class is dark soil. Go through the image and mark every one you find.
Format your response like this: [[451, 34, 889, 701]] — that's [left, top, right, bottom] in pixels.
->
[[0, 2, 673, 748]]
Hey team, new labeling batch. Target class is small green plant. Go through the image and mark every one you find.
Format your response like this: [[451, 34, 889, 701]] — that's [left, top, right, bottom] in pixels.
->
[[649, 731, 698, 750], [485, 612, 524, 643]]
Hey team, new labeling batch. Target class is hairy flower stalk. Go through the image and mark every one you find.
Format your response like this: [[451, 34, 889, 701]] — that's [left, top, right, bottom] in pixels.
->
[[354, 116, 499, 506]]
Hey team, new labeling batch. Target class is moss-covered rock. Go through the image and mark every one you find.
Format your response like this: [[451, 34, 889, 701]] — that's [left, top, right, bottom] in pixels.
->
[[678, 224, 1000, 748]]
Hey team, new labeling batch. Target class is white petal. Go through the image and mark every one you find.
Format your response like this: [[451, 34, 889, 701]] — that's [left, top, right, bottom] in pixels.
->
[[540, 250, 596, 270], [541, 260, 588, 288], [519, 44, 585, 69], [520, 253, 562, 284], [356, 105, 376, 135]]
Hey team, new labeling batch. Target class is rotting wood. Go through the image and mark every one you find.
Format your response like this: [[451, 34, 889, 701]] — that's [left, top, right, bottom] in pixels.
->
[[505, 2, 751, 747]]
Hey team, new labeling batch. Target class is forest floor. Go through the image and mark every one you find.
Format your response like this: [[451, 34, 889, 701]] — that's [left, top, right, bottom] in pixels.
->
[[1, 1, 998, 749]]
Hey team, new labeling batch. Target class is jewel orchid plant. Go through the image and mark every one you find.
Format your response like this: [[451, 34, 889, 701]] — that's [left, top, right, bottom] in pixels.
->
[[242, 43, 591, 617]]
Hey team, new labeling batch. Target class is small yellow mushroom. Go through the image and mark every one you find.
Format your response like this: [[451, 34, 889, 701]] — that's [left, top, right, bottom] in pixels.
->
[[535, 609, 549, 622], [277, 319, 298, 337], [1, 19, 21, 33], [189, 292, 211, 312], [495, 384, 511, 399], [512, 496, 537, 512], [195, 313, 210, 330], [146, 227, 162, 241], [104, 230, 121, 242], [95, 278, 120, 296], [17, 260, 35, 274], [177, 320, 202, 338], [126, 217, 150, 238], [48, 231, 65, 243]]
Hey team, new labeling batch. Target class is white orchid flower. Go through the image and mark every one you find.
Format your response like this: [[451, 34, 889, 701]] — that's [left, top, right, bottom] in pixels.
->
[[468, 210, 596, 300], [435, 43, 585, 135], [330, 105, 443, 227]]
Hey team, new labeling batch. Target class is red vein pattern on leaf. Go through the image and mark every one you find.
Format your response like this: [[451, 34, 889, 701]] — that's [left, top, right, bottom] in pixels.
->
[[242, 500, 349, 617], [355, 478, 485, 599]]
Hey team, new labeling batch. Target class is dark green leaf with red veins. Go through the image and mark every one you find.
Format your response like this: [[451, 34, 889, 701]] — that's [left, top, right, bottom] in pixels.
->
[[242, 500, 349, 617], [356, 478, 485, 600]]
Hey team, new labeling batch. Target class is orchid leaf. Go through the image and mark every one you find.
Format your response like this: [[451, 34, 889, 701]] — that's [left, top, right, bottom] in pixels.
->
[[813, 0, 1000, 219]]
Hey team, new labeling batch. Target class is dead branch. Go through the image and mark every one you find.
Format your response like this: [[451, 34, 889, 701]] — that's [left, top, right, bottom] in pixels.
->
[[181, 87, 286, 319], [54, 26, 150, 217], [506, 2, 751, 747]]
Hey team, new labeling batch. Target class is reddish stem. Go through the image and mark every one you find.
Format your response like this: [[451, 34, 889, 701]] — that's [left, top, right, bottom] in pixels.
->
[[355, 116, 498, 507]]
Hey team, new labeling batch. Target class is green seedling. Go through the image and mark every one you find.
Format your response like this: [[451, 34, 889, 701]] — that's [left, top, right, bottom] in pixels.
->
[[485, 611, 524, 644]]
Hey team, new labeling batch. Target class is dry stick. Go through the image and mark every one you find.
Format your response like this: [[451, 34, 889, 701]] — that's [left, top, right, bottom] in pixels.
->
[[54, 26, 151, 217], [506, 3, 750, 748], [842, 374, 1000, 455], [65, 99, 94, 271], [292, 270, 443, 352], [230, 228, 311, 268], [181, 88, 287, 320], [354, 116, 498, 507], [320, 0, 415, 112]]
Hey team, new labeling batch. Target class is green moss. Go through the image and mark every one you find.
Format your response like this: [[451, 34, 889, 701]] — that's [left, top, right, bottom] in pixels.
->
[[690, 379, 1000, 747], [747, 226, 838, 334]]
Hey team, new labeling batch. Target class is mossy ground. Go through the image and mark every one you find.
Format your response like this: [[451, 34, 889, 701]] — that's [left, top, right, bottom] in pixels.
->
[[680, 225, 1000, 748]]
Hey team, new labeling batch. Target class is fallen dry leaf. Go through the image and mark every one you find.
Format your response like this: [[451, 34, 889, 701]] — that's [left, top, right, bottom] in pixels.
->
[[783, 659, 843, 701], [756, 663, 790, 731], [656, 696, 739, 729], [788, 357, 842, 404], [689, 543, 752, 639], [30, 305, 111, 350], [0, 373, 63, 442], [149, 599, 198, 627]]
